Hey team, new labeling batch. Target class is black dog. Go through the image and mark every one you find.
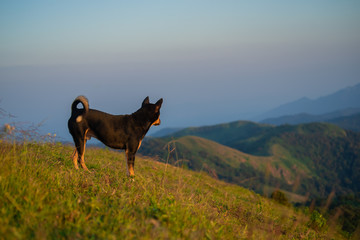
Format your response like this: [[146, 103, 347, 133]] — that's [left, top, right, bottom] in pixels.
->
[[68, 96, 163, 177]]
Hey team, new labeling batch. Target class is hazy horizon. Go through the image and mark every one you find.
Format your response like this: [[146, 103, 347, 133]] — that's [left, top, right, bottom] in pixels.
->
[[1, 1, 360, 140]]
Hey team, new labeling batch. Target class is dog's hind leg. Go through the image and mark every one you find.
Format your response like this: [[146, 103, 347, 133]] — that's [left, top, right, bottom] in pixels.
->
[[125, 149, 135, 177], [74, 136, 89, 172], [79, 139, 89, 172], [72, 149, 79, 169]]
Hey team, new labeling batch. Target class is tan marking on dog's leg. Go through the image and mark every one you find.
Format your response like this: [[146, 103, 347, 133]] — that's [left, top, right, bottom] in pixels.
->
[[79, 129, 89, 172], [72, 149, 79, 169], [125, 151, 130, 176], [79, 145, 89, 171], [126, 149, 135, 177]]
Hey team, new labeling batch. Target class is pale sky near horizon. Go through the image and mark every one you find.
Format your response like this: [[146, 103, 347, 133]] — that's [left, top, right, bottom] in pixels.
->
[[1, 1, 360, 140]]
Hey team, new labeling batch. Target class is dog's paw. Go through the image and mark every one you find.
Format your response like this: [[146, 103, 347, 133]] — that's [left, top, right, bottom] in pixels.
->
[[129, 175, 135, 182]]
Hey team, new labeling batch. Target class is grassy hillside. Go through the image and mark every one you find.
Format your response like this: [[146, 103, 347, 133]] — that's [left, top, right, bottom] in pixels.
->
[[141, 122, 360, 200], [141, 136, 312, 203], [0, 140, 346, 239]]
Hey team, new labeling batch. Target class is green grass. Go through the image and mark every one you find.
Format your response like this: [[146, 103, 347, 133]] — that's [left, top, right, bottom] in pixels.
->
[[0, 140, 345, 239]]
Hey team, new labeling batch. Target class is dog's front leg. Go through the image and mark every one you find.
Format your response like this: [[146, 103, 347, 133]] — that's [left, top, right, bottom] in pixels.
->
[[125, 149, 135, 177]]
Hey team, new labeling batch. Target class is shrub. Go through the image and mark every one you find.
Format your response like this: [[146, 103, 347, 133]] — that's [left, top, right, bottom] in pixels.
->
[[271, 190, 290, 206], [308, 210, 327, 231]]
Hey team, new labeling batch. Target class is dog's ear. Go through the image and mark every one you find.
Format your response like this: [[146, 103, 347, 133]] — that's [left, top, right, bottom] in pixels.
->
[[155, 98, 163, 111], [142, 96, 150, 107]]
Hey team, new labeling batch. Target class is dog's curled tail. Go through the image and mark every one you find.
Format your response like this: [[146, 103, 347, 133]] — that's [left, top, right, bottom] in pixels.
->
[[71, 95, 89, 117]]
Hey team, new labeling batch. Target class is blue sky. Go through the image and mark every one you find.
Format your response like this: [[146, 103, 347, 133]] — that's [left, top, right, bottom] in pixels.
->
[[1, 1, 360, 140]]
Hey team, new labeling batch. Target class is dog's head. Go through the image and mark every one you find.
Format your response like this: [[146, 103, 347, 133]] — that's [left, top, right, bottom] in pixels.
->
[[141, 97, 163, 126]]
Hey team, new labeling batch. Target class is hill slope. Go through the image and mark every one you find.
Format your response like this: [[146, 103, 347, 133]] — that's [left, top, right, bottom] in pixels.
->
[[0, 141, 346, 239], [170, 120, 273, 155], [141, 121, 360, 199], [141, 136, 312, 203]]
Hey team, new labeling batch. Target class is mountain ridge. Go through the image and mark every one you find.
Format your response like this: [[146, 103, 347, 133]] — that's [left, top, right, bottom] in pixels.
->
[[256, 83, 360, 121], [261, 108, 360, 131]]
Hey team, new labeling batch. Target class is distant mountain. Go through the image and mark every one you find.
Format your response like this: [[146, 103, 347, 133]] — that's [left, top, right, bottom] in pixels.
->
[[328, 113, 360, 132], [256, 83, 360, 121], [150, 127, 184, 137], [261, 108, 360, 131], [170, 121, 273, 155], [140, 121, 360, 200]]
